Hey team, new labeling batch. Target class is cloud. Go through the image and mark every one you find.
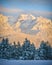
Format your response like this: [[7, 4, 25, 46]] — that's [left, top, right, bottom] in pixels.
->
[[30, 10, 52, 16], [29, 10, 52, 19], [0, 7, 23, 13], [0, 6, 52, 20]]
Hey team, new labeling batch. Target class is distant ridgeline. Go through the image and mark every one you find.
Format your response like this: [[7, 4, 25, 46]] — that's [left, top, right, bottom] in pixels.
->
[[0, 38, 52, 60]]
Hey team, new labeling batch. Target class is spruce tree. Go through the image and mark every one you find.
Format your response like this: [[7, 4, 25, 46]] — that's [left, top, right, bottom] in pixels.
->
[[39, 41, 52, 60]]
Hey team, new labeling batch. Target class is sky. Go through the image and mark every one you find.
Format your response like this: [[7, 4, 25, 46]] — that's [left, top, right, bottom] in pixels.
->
[[0, 0, 52, 13], [0, 0, 52, 11], [0, 0, 52, 18]]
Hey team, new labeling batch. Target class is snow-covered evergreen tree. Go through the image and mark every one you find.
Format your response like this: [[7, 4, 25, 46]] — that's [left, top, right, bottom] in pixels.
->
[[34, 49, 41, 60], [22, 38, 35, 60], [0, 38, 52, 60], [39, 41, 52, 60], [46, 42, 52, 60], [0, 38, 10, 59]]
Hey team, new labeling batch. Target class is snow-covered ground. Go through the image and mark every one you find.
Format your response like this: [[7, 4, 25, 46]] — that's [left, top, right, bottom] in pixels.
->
[[0, 59, 52, 65]]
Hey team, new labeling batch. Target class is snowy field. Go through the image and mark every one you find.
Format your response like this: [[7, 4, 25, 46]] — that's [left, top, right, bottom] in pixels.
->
[[0, 59, 52, 65]]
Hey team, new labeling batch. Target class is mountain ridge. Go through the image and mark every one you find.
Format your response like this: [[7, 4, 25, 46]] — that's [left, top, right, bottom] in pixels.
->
[[0, 14, 52, 47]]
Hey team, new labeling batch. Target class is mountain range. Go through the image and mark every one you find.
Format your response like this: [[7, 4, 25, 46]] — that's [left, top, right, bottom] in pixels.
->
[[0, 14, 52, 47]]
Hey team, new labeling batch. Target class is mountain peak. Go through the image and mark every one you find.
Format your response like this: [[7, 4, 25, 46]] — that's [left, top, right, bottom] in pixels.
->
[[18, 14, 36, 21], [0, 14, 52, 47], [37, 16, 51, 24], [32, 16, 52, 30]]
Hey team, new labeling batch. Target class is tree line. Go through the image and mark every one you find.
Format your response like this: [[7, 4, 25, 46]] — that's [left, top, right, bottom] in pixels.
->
[[0, 38, 52, 60]]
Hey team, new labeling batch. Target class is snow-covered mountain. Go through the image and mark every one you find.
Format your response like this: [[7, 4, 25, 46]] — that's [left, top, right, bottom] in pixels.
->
[[13, 14, 36, 33], [0, 14, 52, 47], [0, 14, 15, 42], [17, 14, 36, 21], [32, 16, 52, 47]]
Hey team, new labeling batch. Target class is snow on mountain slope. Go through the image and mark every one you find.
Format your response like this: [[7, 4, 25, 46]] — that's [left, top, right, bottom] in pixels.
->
[[0, 14, 52, 47], [13, 21, 21, 32], [13, 14, 36, 33], [0, 14, 15, 38], [18, 14, 36, 21], [32, 16, 52, 30], [32, 16, 52, 46]]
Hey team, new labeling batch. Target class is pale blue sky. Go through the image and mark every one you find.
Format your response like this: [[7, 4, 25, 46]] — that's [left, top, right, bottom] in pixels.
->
[[0, 0, 52, 19], [0, 0, 52, 11]]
